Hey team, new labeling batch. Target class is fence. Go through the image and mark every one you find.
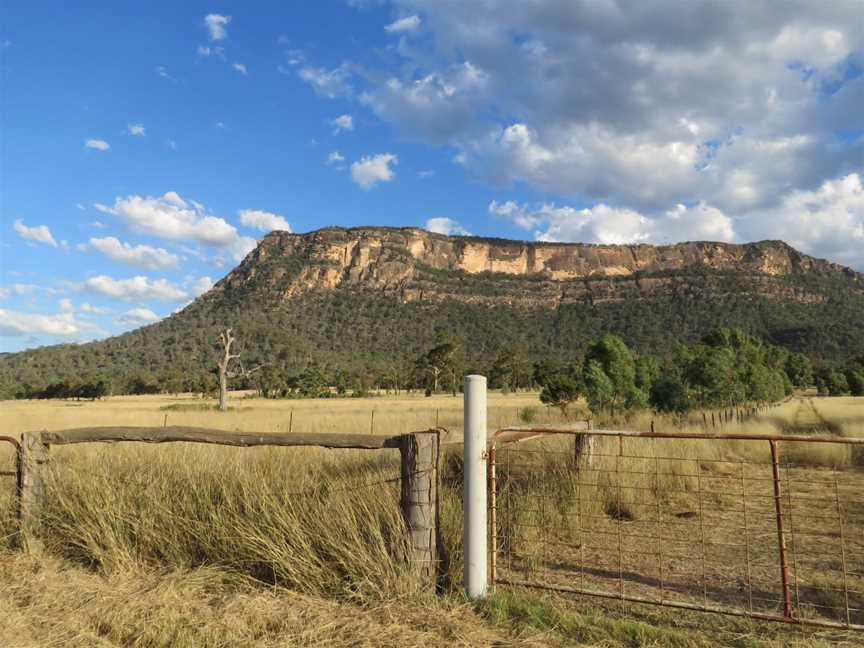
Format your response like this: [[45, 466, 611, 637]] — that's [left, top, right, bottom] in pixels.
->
[[487, 425, 864, 631], [9, 426, 443, 587]]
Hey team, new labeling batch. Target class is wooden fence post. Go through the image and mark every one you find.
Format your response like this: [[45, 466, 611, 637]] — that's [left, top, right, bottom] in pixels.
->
[[18, 431, 49, 549], [399, 431, 440, 588]]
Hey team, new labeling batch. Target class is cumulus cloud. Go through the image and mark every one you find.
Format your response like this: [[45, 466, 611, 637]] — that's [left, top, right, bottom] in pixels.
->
[[298, 65, 352, 98], [189, 276, 214, 297], [425, 217, 471, 236], [0, 308, 105, 338], [356, 1, 864, 215], [204, 14, 230, 41], [350, 153, 398, 189], [238, 209, 291, 232], [492, 200, 735, 246], [331, 114, 354, 133], [740, 173, 864, 269], [232, 62, 247, 75], [230, 236, 258, 261], [118, 308, 162, 325], [385, 15, 421, 33], [85, 139, 110, 151], [84, 275, 188, 302], [361, 62, 488, 145], [14, 219, 58, 247], [128, 124, 145, 136], [80, 302, 111, 314], [94, 192, 247, 254], [86, 236, 179, 270]]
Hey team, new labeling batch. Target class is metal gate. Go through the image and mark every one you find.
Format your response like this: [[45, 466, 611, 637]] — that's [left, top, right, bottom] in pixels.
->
[[489, 427, 864, 631]]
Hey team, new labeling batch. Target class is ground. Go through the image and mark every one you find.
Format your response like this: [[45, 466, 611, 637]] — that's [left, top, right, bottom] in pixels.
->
[[1, 392, 862, 647]]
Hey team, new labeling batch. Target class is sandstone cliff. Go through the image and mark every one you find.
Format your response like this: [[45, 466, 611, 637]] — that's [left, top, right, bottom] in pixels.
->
[[207, 227, 862, 309]]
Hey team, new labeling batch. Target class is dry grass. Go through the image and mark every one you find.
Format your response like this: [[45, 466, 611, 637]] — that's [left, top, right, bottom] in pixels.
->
[[1, 392, 862, 646]]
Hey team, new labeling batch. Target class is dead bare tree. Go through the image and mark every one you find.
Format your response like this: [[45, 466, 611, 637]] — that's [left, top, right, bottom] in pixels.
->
[[215, 328, 266, 411]]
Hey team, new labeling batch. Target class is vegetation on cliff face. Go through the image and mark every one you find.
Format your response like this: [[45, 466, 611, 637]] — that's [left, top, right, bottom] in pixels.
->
[[1, 228, 863, 400]]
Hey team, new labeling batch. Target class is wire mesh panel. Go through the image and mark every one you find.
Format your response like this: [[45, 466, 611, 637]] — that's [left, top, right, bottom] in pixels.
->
[[491, 431, 864, 631]]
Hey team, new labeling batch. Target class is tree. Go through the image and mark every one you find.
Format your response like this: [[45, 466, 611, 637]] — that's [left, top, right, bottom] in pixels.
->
[[414, 335, 464, 394], [785, 352, 813, 388], [845, 368, 864, 396], [215, 328, 264, 410], [650, 375, 691, 413], [583, 360, 615, 414], [297, 363, 327, 397], [539, 374, 581, 417], [584, 335, 644, 413]]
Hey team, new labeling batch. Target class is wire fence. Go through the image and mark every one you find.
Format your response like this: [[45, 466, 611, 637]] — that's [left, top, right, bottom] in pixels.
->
[[490, 428, 864, 631]]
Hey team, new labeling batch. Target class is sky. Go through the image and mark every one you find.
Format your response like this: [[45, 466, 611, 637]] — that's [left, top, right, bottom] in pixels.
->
[[1, 0, 863, 352]]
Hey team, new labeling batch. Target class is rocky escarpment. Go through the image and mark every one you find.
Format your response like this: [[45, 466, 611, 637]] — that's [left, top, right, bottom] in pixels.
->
[[206, 227, 863, 308]]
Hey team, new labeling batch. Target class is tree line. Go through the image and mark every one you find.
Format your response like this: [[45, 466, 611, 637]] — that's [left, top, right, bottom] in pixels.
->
[[7, 327, 864, 408]]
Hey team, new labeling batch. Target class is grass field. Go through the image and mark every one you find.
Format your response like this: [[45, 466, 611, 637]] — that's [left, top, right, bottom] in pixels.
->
[[1, 392, 862, 647]]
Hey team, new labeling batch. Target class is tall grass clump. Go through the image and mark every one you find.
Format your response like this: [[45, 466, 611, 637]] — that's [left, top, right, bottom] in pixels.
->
[[40, 443, 418, 601]]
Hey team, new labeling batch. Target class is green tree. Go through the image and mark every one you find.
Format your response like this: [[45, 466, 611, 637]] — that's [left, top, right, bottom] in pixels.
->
[[650, 375, 691, 413], [584, 335, 643, 413], [845, 368, 864, 396], [539, 374, 581, 417], [785, 352, 813, 388], [583, 360, 615, 414]]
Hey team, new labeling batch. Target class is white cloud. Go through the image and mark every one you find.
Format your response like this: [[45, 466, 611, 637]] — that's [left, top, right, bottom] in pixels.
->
[[87, 236, 180, 270], [204, 14, 231, 41], [0, 308, 105, 338], [230, 236, 258, 261], [85, 139, 110, 151], [492, 200, 735, 246], [358, 1, 864, 220], [327, 151, 346, 165], [298, 65, 352, 98], [360, 62, 488, 145], [331, 114, 354, 133], [81, 302, 111, 314], [58, 298, 74, 313], [189, 276, 214, 297], [0, 284, 37, 299], [84, 275, 188, 302], [94, 192, 245, 251], [118, 308, 161, 325], [385, 15, 421, 33], [350, 153, 398, 189], [232, 62, 247, 75], [128, 124, 145, 136], [238, 209, 291, 232], [14, 219, 58, 247], [418, 170, 435, 178], [741, 173, 864, 269], [425, 217, 471, 236]]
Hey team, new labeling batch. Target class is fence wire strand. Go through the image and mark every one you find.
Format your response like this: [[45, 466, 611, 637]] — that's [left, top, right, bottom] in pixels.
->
[[491, 429, 864, 633]]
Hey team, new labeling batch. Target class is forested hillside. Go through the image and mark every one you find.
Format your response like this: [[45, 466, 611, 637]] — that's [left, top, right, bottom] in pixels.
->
[[1, 227, 863, 399]]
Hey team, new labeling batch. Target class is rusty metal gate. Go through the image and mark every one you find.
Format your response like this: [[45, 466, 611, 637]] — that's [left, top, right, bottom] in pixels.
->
[[489, 427, 864, 631]]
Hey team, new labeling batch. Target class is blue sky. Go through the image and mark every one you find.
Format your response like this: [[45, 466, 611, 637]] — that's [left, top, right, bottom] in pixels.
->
[[1, 1, 863, 352]]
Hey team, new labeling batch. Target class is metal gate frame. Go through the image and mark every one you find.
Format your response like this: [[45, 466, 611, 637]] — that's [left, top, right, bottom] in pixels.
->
[[488, 425, 864, 632]]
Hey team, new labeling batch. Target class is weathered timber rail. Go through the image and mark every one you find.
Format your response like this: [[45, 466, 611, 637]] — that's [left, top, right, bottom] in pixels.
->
[[13, 426, 443, 587]]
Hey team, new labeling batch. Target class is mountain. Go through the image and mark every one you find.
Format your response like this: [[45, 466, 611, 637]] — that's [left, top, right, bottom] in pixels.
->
[[2, 227, 863, 395]]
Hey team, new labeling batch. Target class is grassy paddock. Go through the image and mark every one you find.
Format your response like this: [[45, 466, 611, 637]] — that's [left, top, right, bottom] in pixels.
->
[[1, 393, 863, 646]]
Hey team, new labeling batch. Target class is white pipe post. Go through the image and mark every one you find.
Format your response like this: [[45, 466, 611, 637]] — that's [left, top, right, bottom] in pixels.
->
[[464, 374, 488, 599]]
